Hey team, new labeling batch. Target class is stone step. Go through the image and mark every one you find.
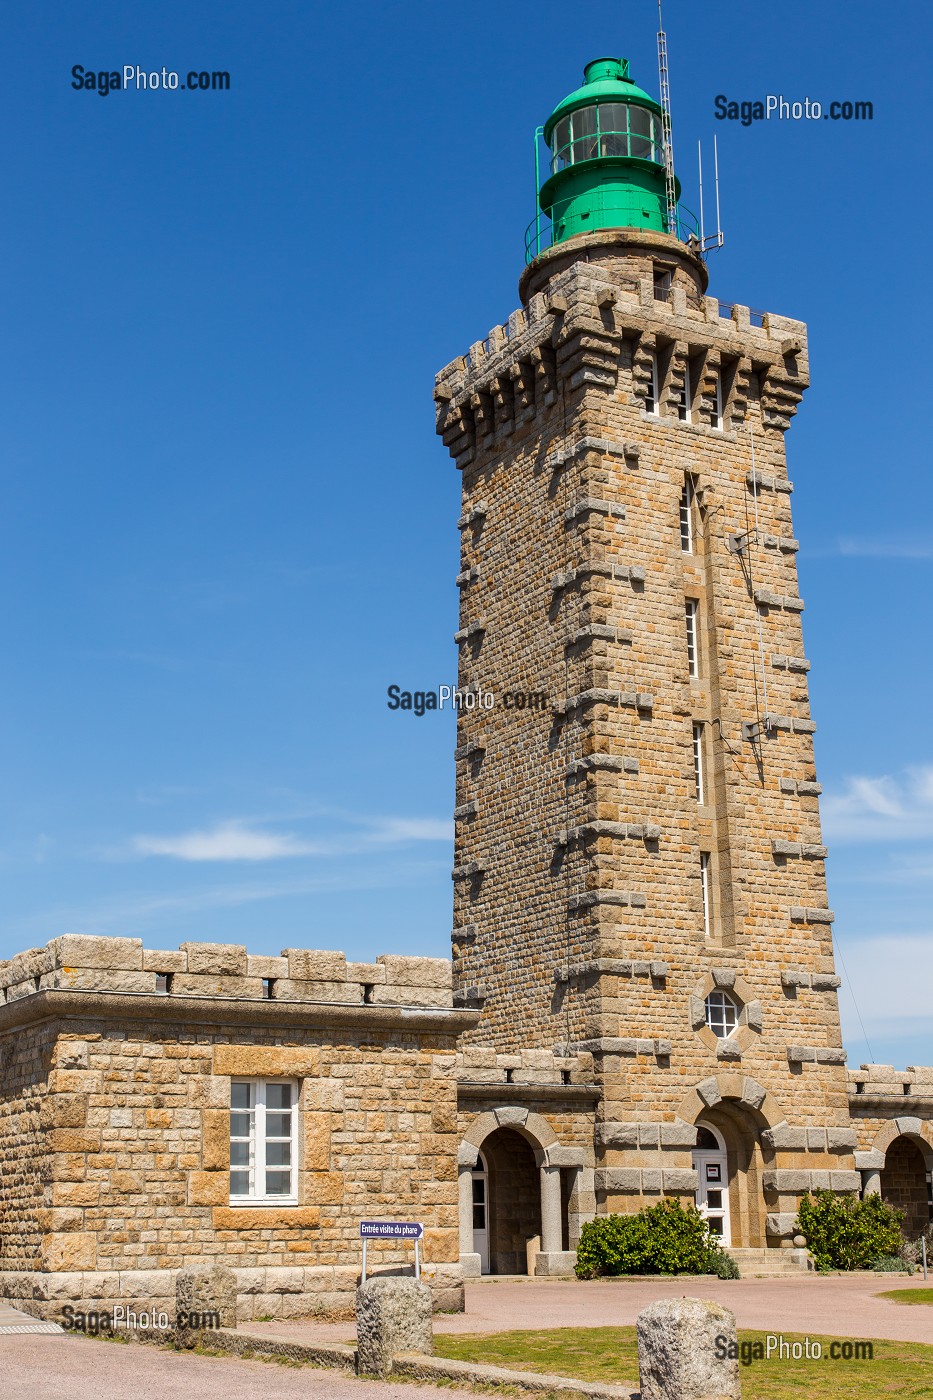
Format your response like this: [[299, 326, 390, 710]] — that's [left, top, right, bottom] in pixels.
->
[[728, 1247, 813, 1278]]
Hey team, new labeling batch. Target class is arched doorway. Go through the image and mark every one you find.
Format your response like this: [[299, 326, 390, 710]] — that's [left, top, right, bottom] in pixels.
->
[[458, 1107, 584, 1277], [480, 1127, 541, 1274], [693, 1123, 731, 1245], [689, 1099, 771, 1247], [881, 1136, 933, 1238], [471, 1151, 489, 1273]]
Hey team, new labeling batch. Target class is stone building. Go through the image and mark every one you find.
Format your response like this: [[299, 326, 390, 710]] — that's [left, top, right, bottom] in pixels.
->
[[1, 54, 931, 1319], [434, 57, 933, 1275], [0, 935, 470, 1319]]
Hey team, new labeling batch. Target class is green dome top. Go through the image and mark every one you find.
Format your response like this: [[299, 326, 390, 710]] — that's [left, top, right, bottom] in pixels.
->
[[542, 57, 662, 144]]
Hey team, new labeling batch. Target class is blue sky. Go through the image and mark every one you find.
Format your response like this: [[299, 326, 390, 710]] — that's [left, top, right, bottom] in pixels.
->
[[1, 0, 930, 1069]]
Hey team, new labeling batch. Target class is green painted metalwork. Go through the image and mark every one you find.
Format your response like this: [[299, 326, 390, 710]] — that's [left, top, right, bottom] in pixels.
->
[[528, 56, 696, 262]]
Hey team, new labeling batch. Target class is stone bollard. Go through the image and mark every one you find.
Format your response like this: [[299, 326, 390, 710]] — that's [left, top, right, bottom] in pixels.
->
[[636, 1297, 741, 1400], [175, 1263, 237, 1349], [356, 1276, 433, 1376]]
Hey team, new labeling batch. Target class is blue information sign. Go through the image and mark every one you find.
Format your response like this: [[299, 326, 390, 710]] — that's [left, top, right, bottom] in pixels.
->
[[359, 1220, 424, 1239]]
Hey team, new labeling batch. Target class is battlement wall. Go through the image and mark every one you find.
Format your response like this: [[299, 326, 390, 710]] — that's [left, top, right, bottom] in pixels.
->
[[0, 935, 453, 1009]]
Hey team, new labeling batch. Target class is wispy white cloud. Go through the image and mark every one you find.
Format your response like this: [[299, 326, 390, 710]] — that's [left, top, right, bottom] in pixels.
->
[[835, 934, 933, 1050], [811, 537, 933, 560], [133, 822, 323, 862], [822, 765, 933, 843], [368, 817, 454, 843], [130, 814, 454, 862]]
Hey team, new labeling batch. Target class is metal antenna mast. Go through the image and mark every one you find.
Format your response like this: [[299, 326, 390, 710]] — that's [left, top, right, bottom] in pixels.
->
[[657, 0, 677, 236], [698, 135, 726, 253]]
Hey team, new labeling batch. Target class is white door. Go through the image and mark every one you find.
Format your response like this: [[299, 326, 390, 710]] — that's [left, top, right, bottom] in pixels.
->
[[471, 1155, 489, 1274], [692, 1125, 731, 1246]]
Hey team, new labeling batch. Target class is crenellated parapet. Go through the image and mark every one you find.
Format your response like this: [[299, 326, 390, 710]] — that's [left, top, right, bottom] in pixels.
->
[[0, 936, 454, 1010], [435, 238, 809, 470]]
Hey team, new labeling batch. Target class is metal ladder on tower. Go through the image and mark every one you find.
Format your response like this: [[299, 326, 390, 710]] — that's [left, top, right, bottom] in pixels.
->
[[657, 5, 677, 236]]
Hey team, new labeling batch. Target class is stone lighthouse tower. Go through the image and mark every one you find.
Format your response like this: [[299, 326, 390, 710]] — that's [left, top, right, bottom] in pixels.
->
[[437, 56, 862, 1272]]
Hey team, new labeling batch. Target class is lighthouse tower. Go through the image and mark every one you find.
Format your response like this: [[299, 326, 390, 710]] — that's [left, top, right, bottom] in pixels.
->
[[436, 56, 860, 1273]]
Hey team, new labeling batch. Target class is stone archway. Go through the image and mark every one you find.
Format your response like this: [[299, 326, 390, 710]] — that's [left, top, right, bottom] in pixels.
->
[[862, 1121, 933, 1236], [880, 1136, 931, 1237], [457, 1106, 584, 1277], [477, 1126, 539, 1274], [676, 1074, 787, 1250]]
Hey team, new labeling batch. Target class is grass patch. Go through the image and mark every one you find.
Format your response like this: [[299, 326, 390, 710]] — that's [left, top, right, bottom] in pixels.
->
[[876, 1290, 933, 1307], [434, 1326, 933, 1398]]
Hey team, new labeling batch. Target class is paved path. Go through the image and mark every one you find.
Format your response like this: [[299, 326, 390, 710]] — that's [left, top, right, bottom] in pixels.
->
[[0, 1300, 64, 1334], [246, 1274, 933, 1347], [0, 1333, 477, 1400]]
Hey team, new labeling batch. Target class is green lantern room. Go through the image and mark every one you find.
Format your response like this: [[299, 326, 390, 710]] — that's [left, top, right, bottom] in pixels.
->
[[530, 57, 698, 262]]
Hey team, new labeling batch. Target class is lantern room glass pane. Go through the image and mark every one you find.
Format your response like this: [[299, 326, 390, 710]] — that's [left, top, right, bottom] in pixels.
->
[[571, 105, 598, 162], [629, 105, 653, 160], [552, 115, 571, 169], [598, 103, 629, 157]]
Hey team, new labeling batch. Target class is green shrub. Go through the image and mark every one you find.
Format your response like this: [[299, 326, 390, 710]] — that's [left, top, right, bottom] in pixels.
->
[[707, 1249, 741, 1279], [873, 1255, 910, 1274], [795, 1189, 904, 1271], [575, 1198, 738, 1278]]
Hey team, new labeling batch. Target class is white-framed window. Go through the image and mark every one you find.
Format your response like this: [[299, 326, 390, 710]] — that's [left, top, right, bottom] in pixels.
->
[[685, 599, 699, 677], [229, 1079, 298, 1204], [645, 353, 659, 415], [712, 372, 724, 430], [692, 723, 705, 803], [677, 361, 692, 422], [653, 266, 673, 302], [705, 989, 739, 1038], [700, 852, 712, 939], [679, 478, 695, 553]]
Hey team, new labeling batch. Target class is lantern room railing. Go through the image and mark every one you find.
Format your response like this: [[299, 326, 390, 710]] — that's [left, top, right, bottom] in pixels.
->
[[524, 198, 701, 265]]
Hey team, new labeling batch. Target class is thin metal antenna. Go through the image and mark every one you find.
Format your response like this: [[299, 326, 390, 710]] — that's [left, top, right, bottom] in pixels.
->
[[696, 135, 725, 253], [698, 140, 705, 248], [656, 0, 677, 236], [713, 134, 723, 246]]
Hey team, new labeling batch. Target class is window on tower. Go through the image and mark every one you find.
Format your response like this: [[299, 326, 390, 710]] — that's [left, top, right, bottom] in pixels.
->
[[685, 599, 699, 677], [692, 723, 705, 803], [705, 990, 739, 1038], [677, 360, 692, 422], [645, 353, 659, 415], [712, 372, 724, 430], [680, 477, 695, 552], [700, 853, 713, 941]]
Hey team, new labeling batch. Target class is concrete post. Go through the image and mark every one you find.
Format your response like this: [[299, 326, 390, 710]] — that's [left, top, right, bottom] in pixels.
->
[[356, 1276, 433, 1377], [175, 1264, 237, 1349], [637, 1297, 741, 1399]]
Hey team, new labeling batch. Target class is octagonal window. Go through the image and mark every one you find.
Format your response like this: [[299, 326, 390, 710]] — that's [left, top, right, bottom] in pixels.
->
[[705, 990, 739, 1038]]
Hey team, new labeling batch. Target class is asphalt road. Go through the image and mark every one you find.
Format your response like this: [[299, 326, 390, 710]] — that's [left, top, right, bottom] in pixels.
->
[[1, 1333, 478, 1400]]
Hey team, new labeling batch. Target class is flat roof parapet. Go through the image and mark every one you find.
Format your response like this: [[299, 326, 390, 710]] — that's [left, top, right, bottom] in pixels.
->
[[0, 934, 453, 1009]]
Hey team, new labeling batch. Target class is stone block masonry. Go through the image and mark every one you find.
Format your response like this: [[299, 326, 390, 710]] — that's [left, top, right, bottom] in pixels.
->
[[0, 935, 477, 1320], [433, 223, 925, 1252]]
